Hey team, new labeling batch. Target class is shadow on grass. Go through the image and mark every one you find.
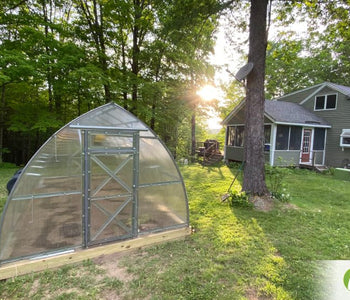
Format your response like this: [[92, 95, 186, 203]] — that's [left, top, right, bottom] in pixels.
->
[[120, 163, 294, 299]]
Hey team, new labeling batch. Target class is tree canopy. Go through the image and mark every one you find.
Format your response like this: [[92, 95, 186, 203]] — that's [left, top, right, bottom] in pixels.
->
[[1, 0, 350, 166], [0, 0, 222, 163]]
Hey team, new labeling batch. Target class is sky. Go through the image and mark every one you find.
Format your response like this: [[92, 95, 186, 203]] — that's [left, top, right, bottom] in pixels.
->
[[203, 12, 309, 130]]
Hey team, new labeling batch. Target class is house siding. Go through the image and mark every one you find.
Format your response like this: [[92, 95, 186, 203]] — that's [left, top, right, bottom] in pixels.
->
[[273, 151, 300, 166], [225, 146, 244, 162], [225, 146, 270, 163], [302, 87, 350, 167], [225, 105, 272, 125], [226, 106, 245, 125], [277, 86, 321, 104]]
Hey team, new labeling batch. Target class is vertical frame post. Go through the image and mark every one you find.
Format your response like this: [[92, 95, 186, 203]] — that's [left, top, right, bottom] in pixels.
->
[[132, 132, 140, 237], [82, 130, 90, 247]]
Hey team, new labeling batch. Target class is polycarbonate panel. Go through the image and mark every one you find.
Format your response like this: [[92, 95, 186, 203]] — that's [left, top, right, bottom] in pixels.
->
[[0, 128, 82, 261], [138, 183, 187, 233], [139, 137, 181, 185], [90, 196, 133, 244], [90, 154, 134, 196], [0, 194, 82, 260], [0, 103, 188, 263], [90, 133, 133, 149], [13, 128, 82, 197], [70, 104, 149, 132]]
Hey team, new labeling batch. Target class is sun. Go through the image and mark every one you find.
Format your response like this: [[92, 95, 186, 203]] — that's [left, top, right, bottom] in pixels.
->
[[196, 85, 219, 101]]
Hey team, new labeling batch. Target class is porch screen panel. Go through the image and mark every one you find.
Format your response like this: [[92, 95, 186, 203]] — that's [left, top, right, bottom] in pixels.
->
[[235, 126, 244, 147], [289, 127, 302, 150], [264, 125, 271, 144], [313, 128, 326, 150], [227, 126, 236, 146], [276, 125, 289, 150]]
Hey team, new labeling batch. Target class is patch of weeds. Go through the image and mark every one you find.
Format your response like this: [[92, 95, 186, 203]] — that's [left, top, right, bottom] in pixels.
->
[[227, 191, 253, 208], [322, 167, 335, 175]]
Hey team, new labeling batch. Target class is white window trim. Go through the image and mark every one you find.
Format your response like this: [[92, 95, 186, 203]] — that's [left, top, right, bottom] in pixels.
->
[[340, 129, 350, 148], [314, 93, 338, 111]]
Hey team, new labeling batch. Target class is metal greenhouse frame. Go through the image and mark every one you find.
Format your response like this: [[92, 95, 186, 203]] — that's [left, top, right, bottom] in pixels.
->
[[0, 103, 189, 265]]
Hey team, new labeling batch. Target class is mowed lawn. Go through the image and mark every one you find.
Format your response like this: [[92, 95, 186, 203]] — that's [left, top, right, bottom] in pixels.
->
[[0, 163, 349, 299]]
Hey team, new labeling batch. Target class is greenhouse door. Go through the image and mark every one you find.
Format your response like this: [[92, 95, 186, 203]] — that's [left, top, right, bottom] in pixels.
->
[[82, 130, 140, 247]]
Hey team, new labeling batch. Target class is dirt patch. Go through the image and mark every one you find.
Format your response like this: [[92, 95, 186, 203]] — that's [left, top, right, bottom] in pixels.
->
[[250, 195, 275, 212], [282, 202, 298, 210], [29, 279, 40, 298], [93, 251, 134, 282]]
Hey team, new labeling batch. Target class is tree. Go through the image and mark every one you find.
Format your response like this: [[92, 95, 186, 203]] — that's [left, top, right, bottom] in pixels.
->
[[242, 0, 269, 195]]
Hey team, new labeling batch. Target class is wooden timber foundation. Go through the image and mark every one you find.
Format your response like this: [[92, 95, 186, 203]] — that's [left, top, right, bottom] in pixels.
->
[[0, 227, 191, 280], [299, 163, 328, 173]]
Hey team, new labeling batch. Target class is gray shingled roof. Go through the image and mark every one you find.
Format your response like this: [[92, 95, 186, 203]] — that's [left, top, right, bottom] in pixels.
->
[[265, 100, 330, 127], [325, 82, 350, 97]]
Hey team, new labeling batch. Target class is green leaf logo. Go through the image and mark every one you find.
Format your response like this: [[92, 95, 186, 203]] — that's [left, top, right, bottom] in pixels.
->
[[344, 269, 350, 290]]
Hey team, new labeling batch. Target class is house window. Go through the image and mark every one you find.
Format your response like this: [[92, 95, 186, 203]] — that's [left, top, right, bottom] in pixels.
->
[[340, 129, 350, 147], [276, 125, 302, 150], [314, 94, 337, 110], [313, 128, 325, 150]]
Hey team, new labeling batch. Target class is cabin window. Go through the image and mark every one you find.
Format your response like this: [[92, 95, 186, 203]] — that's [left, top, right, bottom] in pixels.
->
[[276, 125, 302, 150], [313, 128, 326, 150], [340, 129, 350, 147], [314, 94, 337, 111]]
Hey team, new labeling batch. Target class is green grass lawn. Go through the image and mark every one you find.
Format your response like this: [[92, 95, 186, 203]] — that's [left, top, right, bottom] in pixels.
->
[[0, 163, 350, 299]]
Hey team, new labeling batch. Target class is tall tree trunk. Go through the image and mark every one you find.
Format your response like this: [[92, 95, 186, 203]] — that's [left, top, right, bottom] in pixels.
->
[[121, 29, 128, 109], [42, 0, 54, 111], [131, 1, 141, 114], [79, 0, 111, 103], [243, 0, 269, 195], [0, 85, 5, 163]]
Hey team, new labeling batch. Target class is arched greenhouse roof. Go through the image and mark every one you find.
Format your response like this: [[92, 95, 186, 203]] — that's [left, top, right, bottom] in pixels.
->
[[0, 103, 189, 263]]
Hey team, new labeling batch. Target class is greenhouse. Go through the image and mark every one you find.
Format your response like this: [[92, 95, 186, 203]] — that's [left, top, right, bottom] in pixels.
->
[[0, 103, 189, 264]]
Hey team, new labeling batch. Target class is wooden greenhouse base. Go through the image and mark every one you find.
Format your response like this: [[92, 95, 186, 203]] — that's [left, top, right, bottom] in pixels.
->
[[0, 227, 191, 280]]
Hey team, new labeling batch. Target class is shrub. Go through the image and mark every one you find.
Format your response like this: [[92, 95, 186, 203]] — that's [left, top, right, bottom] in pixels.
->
[[265, 165, 291, 203]]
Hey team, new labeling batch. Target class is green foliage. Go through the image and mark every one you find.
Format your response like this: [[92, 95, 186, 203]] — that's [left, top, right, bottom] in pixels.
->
[[267, 1, 350, 98], [0, 0, 221, 164], [265, 165, 291, 202], [227, 190, 253, 208], [0, 164, 18, 212], [1, 164, 350, 299]]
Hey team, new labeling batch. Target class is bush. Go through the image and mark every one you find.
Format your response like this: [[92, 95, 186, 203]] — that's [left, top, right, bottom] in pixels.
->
[[265, 165, 291, 203]]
